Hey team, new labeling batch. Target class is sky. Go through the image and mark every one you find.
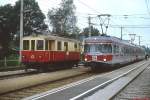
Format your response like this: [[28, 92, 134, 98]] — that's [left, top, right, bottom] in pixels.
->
[[0, 0, 150, 46]]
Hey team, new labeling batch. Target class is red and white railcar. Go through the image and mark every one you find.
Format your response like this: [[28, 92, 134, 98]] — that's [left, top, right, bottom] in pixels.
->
[[21, 35, 80, 70], [83, 35, 145, 69]]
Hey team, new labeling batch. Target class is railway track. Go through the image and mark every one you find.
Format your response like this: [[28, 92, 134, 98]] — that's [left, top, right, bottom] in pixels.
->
[[0, 72, 95, 100], [0, 69, 38, 80], [0, 67, 96, 100], [0, 63, 84, 80]]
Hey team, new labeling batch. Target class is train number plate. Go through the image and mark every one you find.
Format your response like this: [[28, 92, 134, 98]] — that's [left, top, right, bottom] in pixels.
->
[[92, 56, 97, 61]]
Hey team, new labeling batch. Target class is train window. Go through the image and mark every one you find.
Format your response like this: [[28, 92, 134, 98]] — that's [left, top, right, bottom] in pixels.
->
[[23, 40, 29, 50], [45, 40, 48, 50], [64, 42, 68, 51], [37, 40, 44, 50], [84, 44, 112, 53], [113, 45, 119, 54], [31, 40, 35, 50], [100, 44, 112, 53], [57, 41, 62, 50], [74, 43, 77, 48], [74, 43, 78, 51]]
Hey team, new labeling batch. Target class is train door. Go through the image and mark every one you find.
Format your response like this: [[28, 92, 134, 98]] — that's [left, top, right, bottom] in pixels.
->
[[112, 44, 120, 64], [47, 40, 55, 62], [45, 40, 55, 51]]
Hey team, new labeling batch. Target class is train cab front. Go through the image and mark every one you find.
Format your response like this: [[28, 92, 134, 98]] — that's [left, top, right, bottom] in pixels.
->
[[83, 43, 113, 67]]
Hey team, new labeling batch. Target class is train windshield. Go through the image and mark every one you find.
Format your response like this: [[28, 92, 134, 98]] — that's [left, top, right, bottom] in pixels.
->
[[84, 44, 112, 53]]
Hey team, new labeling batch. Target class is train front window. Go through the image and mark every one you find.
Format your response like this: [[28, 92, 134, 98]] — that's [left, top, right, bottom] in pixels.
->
[[84, 44, 112, 53], [37, 40, 44, 50], [23, 40, 29, 50]]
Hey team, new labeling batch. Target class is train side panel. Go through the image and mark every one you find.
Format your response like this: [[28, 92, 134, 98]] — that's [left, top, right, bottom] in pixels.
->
[[22, 51, 80, 65]]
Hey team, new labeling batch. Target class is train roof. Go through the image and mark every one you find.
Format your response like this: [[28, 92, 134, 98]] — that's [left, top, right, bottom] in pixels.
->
[[22, 34, 80, 43], [84, 35, 144, 49]]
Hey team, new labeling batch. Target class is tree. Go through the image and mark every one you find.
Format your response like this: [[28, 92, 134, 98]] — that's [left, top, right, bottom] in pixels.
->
[[48, 0, 77, 36], [0, 4, 16, 58], [81, 26, 100, 38], [14, 0, 48, 36], [0, 0, 48, 58]]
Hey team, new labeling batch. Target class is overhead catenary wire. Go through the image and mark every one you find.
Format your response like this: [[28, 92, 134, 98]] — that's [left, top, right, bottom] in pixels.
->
[[76, 0, 101, 14]]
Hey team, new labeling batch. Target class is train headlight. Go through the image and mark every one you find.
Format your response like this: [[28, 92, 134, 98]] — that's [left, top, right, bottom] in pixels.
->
[[103, 58, 106, 62], [85, 58, 87, 61]]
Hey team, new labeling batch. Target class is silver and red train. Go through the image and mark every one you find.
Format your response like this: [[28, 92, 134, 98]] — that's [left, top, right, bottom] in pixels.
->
[[83, 35, 145, 69], [21, 35, 81, 70]]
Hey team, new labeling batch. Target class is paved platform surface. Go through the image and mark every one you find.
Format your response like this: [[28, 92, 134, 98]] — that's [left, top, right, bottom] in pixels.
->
[[112, 64, 150, 100]]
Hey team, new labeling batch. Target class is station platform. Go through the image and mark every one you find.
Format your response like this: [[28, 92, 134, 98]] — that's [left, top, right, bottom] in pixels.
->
[[112, 63, 150, 100]]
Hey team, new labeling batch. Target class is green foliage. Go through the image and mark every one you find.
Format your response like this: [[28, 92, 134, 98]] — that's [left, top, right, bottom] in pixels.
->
[[14, 0, 48, 35], [0, 0, 48, 58], [48, 0, 78, 37], [0, 4, 16, 57], [81, 26, 100, 37]]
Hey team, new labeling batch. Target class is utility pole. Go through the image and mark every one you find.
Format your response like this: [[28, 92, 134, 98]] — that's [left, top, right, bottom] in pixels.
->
[[88, 16, 91, 37], [121, 27, 123, 40], [137, 36, 142, 46], [19, 0, 23, 64], [72, 16, 78, 39], [100, 23, 104, 35]]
